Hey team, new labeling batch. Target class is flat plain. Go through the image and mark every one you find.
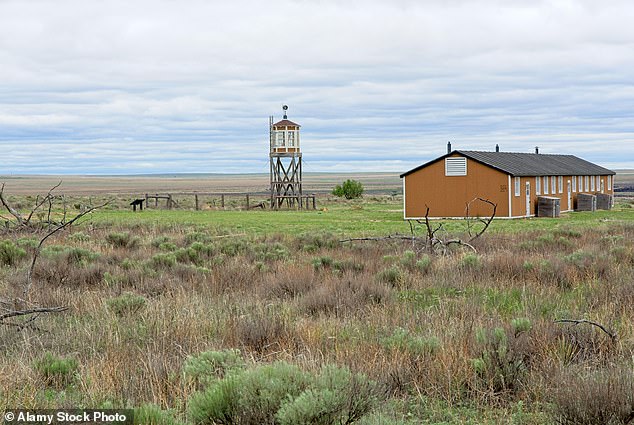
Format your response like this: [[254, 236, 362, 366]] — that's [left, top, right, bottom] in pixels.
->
[[1, 172, 634, 424]]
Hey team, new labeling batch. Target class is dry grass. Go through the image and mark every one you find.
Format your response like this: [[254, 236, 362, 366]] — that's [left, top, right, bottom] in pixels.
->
[[1, 219, 634, 422]]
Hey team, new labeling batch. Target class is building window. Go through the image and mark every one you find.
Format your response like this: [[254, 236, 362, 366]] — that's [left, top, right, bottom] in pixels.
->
[[558, 176, 563, 193], [536, 177, 541, 195], [276, 132, 285, 146], [596, 176, 601, 191], [590, 176, 595, 191], [551, 176, 556, 194], [445, 157, 467, 176], [572, 176, 577, 192], [543, 176, 549, 194], [608, 175, 612, 190], [287, 131, 295, 147], [514, 177, 520, 196], [578, 176, 583, 192], [585, 176, 589, 192]]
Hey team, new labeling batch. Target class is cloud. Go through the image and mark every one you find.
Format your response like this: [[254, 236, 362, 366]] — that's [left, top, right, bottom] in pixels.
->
[[0, 0, 633, 174]]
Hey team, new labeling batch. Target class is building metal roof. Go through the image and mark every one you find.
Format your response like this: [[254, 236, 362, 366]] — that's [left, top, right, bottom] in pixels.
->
[[273, 119, 300, 127], [400, 150, 616, 178]]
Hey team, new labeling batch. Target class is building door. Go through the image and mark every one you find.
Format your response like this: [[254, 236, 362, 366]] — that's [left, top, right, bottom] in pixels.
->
[[567, 181, 572, 211], [600, 180, 605, 193], [525, 182, 531, 216]]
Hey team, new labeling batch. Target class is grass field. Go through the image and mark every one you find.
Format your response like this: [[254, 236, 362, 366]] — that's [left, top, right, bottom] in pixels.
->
[[1, 177, 634, 424]]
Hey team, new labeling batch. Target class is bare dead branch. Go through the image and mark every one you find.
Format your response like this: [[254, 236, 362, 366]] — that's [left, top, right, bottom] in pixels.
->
[[24, 201, 109, 298], [340, 234, 426, 243], [24, 181, 62, 225], [0, 183, 25, 226], [445, 239, 477, 253], [0, 306, 69, 322], [555, 318, 616, 342], [468, 198, 497, 242]]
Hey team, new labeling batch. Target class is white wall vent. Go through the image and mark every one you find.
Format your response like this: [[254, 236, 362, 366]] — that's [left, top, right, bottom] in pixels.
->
[[445, 157, 467, 176]]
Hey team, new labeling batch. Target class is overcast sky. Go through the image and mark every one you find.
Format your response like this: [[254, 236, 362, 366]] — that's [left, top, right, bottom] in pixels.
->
[[1, 0, 633, 175]]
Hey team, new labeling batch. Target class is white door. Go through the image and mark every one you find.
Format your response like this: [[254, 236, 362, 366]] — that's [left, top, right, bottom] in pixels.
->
[[525, 182, 531, 216], [567, 181, 572, 211]]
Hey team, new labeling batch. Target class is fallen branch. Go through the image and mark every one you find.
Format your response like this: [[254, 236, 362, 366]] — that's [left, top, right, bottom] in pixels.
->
[[0, 306, 69, 322], [340, 234, 426, 243], [555, 318, 616, 342]]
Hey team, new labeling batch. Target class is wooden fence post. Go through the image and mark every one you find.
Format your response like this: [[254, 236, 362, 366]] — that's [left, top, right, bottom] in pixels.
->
[[221, 194, 225, 209], [246, 194, 250, 210], [195, 194, 199, 211]]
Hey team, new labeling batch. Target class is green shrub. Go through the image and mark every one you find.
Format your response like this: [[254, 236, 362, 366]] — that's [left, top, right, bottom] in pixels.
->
[[16, 237, 39, 249], [381, 327, 440, 356], [151, 235, 172, 248], [332, 179, 364, 199], [174, 247, 200, 264], [471, 326, 528, 397], [188, 362, 311, 425], [33, 352, 79, 388], [107, 293, 147, 317], [276, 365, 378, 425], [416, 255, 432, 273], [460, 253, 481, 270], [134, 404, 182, 425], [106, 232, 140, 249], [252, 242, 289, 262], [400, 250, 416, 269], [0, 240, 27, 266], [184, 349, 245, 386], [159, 242, 178, 252], [297, 232, 339, 251], [376, 266, 405, 287], [311, 256, 334, 271], [67, 232, 91, 243], [150, 253, 177, 269], [511, 318, 532, 336], [188, 360, 377, 425], [64, 247, 100, 264]]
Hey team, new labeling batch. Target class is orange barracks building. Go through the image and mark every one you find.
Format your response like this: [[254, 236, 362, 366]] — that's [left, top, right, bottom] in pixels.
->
[[401, 144, 616, 219]]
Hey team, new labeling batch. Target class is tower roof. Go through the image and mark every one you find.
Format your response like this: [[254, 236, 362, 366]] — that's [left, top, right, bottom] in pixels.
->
[[273, 119, 300, 127]]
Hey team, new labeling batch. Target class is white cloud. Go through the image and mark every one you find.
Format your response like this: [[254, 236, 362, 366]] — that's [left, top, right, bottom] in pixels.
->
[[1, 0, 633, 174]]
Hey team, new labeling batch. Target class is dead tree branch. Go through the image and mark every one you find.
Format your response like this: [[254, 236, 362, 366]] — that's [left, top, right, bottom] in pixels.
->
[[0, 183, 25, 226], [465, 197, 497, 242], [0, 306, 69, 321], [25, 201, 108, 298], [24, 181, 62, 226], [555, 318, 616, 342]]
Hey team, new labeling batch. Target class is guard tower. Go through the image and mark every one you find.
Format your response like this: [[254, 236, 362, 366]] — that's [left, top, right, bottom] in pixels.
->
[[270, 105, 302, 209]]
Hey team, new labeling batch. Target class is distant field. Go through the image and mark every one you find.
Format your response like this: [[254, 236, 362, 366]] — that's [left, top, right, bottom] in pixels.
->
[[1, 171, 631, 197], [0, 172, 401, 196]]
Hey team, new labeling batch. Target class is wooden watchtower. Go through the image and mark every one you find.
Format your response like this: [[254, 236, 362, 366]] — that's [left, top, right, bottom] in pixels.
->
[[270, 105, 302, 209]]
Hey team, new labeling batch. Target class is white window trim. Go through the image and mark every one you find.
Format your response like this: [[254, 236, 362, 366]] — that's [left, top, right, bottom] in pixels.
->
[[558, 176, 563, 193], [572, 176, 577, 192], [596, 176, 601, 191], [551, 176, 556, 194], [514, 177, 520, 197], [536, 177, 541, 195], [585, 176, 589, 192], [544, 176, 549, 195], [591, 175, 595, 191], [608, 175, 612, 190]]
